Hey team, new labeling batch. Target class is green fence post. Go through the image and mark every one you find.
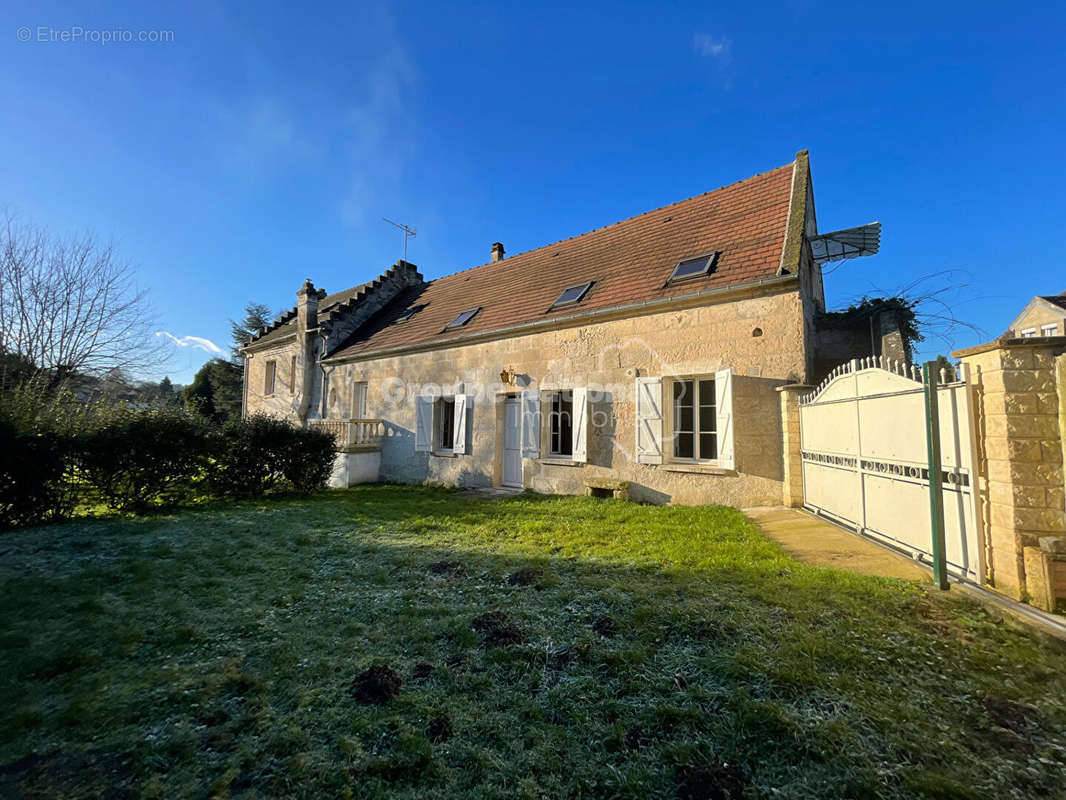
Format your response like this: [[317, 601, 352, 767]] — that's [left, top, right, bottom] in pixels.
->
[[923, 362, 950, 590]]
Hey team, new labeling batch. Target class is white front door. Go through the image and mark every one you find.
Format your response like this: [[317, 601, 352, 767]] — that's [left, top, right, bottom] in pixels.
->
[[502, 397, 522, 487]]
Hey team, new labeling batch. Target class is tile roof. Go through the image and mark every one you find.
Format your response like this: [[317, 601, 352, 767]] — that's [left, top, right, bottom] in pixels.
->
[[1040, 293, 1066, 311], [328, 158, 798, 360]]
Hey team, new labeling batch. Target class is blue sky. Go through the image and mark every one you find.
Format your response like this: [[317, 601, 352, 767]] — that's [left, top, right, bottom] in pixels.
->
[[2, 0, 1063, 383]]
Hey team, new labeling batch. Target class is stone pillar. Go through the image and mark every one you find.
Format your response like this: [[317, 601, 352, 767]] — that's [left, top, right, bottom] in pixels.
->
[[777, 384, 811, 508], [955, 339, 1066, 602]]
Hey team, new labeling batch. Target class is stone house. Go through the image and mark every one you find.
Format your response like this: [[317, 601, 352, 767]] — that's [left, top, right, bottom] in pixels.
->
[[241, 151, 893, 506], [1006, 292, 1066, 339]]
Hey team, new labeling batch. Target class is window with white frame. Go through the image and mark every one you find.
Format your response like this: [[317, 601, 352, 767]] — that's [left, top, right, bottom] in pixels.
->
[[264, 360, 276, 395], [435, 397, 455, 451], [352, 381, 368, 417], [671, 378, 717, 461], [548, 391, 574, 457], [634, 370, 734, 469], [414, 392, 471, 455], [1041, 323, 1059, 337], [1020, 328, 1037, 338]]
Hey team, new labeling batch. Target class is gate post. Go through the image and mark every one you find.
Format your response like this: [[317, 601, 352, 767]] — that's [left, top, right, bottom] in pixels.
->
[[778, 383, 811, 508], [923, 362, 950, 590]]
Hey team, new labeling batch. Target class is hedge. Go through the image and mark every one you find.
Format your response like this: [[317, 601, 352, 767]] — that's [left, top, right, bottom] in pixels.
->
[[0, 399, 337, 529]]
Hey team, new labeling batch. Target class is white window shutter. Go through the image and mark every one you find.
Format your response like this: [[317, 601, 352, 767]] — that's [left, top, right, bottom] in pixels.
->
[[452, 393, 471, 455], [715, 368, 734, 470], [521, 389, 540, 458], [572, 387, 588, 463], [414, 396, 432, 452], [635, 377, 663, 464]]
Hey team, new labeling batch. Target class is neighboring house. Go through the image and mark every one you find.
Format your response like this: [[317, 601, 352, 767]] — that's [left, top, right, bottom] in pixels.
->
[[241, 151, 895, 506], [1006, 292, 1066, 339]]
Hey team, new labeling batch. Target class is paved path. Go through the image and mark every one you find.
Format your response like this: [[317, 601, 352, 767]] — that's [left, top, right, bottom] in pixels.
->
[[743, 507, 931, 582]]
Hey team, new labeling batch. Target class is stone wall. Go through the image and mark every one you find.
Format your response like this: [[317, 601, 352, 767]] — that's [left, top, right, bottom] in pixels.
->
[[955, 337, 1066, 608], [777, 384, 809, 508], [315, 285, 808, 507], [244, 337, 304, 419]]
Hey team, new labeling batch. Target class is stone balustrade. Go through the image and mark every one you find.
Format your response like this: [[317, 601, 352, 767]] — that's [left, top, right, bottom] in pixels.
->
[[309, 418, 385, 451]]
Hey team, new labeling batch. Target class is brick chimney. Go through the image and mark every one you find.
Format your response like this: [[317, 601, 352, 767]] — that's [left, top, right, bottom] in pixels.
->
[[296, 278, 319, 333], [491, 242, 505, 262]]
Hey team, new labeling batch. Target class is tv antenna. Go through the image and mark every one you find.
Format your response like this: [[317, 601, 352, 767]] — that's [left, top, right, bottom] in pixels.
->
[[383, 217, 417, 261]]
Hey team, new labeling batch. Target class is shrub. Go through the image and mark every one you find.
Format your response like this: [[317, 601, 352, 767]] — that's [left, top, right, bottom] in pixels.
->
[[0, 383, 82, 529], [277, 425, 337, 492], [211, 414, 335, 498], [0, 418, 73, 529], [76, 405, 213, 512]]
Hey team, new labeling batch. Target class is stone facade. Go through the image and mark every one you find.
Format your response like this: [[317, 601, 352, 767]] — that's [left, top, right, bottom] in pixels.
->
[[310, 284, 807, 507], [1008, 297, 1066, 338], [244, 278, 811, 506], [955, 337, 1066, 608]]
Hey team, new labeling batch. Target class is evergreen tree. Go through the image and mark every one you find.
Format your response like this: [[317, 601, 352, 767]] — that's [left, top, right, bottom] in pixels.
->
[[230, 303, 273, 362], [183, 359, 242, 424], [158, 376, 176, 402]]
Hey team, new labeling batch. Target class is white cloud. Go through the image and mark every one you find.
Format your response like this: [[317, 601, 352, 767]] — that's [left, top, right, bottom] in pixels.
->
[[692, 32, 733, 62], [155, 331, 224, 355]]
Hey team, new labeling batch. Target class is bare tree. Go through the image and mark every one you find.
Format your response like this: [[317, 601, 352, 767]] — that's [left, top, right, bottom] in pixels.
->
[[865, 269, 988, 351], [0, 211, 167, 387]]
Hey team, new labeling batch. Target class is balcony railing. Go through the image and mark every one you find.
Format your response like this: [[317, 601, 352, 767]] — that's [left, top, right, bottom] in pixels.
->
[[309, 418, 385, 451]]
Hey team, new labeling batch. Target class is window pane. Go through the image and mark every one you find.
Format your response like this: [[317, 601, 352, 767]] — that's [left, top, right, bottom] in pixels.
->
[[700, 433, 717, 460], [669, 255, 716, 282], [673, 380, 694, 433], [551, 282, 591, 307], [699, 404, 716, 433], [446, 308, 480, 329], [439, 399, 455, 449], [551, 391, 573, 456], [678, 406, 694, 432], [675, 432, 694, 459], [699, 380, 715, 405], [673, 380, 692, 405]]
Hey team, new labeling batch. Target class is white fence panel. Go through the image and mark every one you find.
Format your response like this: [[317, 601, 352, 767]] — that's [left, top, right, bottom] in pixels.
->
[[799, 359, 982, 581]]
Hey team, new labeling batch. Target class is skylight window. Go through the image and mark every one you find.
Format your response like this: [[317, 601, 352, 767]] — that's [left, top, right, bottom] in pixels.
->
[[667, 252, 719, 284], [393, 305, 422, 324], [444, 307, 481, 330], [549, 281, 593, 310]]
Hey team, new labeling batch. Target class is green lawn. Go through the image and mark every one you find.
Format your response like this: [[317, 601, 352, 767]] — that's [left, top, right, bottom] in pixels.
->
[[2, 486, 1065, 799]]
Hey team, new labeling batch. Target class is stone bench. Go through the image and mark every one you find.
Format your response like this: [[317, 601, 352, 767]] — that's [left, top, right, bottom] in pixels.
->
[[584, 478, 630, 501]]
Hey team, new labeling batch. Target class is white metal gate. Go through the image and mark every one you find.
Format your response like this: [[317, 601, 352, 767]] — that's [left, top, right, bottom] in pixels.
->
[[799, 358, 983, 581]]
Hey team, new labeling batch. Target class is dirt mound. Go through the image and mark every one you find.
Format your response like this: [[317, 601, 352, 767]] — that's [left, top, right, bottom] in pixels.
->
[[472, 611, 525, 647], [426, 560, 466, 577], [592, 615, 617, 637], [983, 697, 1040, 733], [507, 567, 543, 586], [350, 665, 402, 704], [674, 763, 748, 800], [426, 714, 452, 743]]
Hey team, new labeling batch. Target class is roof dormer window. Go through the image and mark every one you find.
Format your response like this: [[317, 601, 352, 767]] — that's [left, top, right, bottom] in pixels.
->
[[444, 307, 481, 330], [667, 252, 719, 284], [549, 281, 593, 310]]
